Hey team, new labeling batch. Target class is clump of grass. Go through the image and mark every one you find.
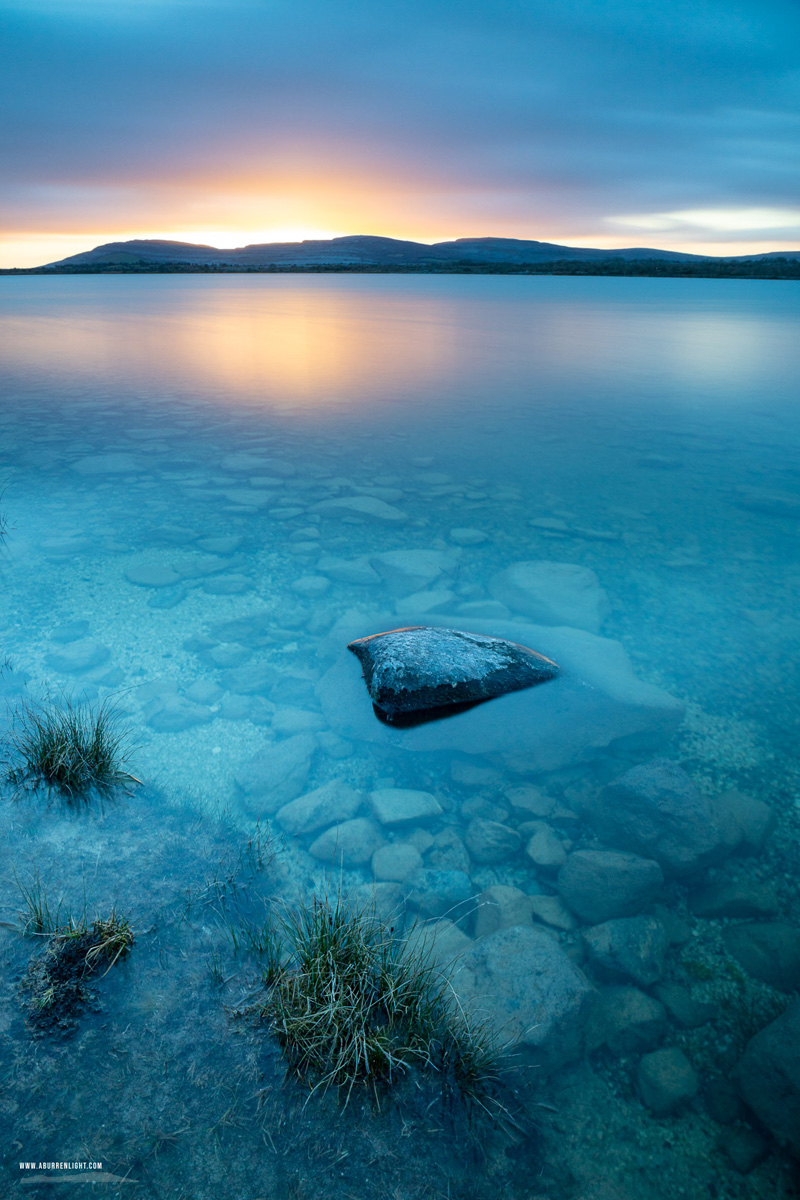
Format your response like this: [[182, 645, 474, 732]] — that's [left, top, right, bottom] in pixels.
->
[[14, 868, 69, 934], [3, 696, 139, 800], [22, 910, 134, 1028], [260, 893, 502, 1108], [240, 913, 284, 984]]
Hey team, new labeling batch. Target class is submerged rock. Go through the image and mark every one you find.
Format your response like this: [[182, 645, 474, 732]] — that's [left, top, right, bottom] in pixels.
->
[[318, 613, 684, 772], [275, 780, 362, 836], [585, 985, 667, 1054], [369, 787, 442, 826], [722, 922, 800, 992], [347, 625, 559, 724], [453, 925, 593, 1070], [489, 560, 610, 633], [370, 548, 459, 597], [557, 850, 664, 924], [312, 495, 407, 523], [734, 999, 800, 1158], [586, 759, 724, 877], [582, 916, 668, 987], [308, 817, 384, 867], [637, 1047, 699, 1114]]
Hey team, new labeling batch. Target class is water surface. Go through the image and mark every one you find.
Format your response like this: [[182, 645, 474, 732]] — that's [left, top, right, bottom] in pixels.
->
[[1, 275, 798, 1199]]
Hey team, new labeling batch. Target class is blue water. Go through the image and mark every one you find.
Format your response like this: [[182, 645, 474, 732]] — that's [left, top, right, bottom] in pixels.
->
[[0, 275, 798, 1198]]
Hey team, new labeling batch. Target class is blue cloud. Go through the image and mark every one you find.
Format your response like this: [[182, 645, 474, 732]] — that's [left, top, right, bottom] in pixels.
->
[[2, 0, 799, 240]]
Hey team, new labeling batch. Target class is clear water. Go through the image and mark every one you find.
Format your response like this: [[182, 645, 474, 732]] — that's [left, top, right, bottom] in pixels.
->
[[1, 275, 798, 1198]]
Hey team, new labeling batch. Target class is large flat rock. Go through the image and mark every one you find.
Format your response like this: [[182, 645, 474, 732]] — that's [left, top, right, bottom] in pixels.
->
[[451, 925, 593, 1070], [316, 613, 683, 772]]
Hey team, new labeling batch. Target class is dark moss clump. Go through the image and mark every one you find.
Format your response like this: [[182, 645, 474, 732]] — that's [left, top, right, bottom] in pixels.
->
[[3, 697, 138, 800], [260, 895, 501, 1108], [22, 911, 134, 1031]]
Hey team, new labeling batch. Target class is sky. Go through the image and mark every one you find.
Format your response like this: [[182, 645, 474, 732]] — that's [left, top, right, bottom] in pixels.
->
[[2, 0, 800, 267]]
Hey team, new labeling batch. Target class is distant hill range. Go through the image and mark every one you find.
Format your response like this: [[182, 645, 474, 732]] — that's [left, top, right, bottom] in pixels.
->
[[41, 234, 800, 271]]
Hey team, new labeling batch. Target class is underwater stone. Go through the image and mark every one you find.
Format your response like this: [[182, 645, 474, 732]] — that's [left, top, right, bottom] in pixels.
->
[[347, 625, 559, 723], [233, 733, 316, 811], [721, 922, 800, 992], [406, 868, 475, 923], [371, 842, 423, 883], [637, 1047, 699, 1114], [735, 486, 800, 518], [464, 818, 521, 865], [524, 822, 567, 872], [427, 829, 471, 873], [404, 919, 474, 971], [275, 780, 362, 836], [125, 564, 182, 588], [395, 588, 455, 616], [308, 817, 384, 867], [316, 555, 382, 585], [145, 697, 212, 733], [222, 488, 274, 509], [49, 620, 90, 644], [449, 527, 489, 546], [312, 495, 408, 523], [489, 560, 610, 633], [734, 999, 800, 1158], [528, 894, 577, 933], [689, 878, 779, 920], [582, 916, 668, 987], [369, 788, 442, 826], [710, 789, 776, 856], [45, 639, 110, 675], [290, 575, 330, 598], [370, 549, 459, 597], [456, 600, 512, 619], [196, 535, 243, 555], [271, 707, 326, 735], [474, 885, 534, 938], [454, 925, 593, 1071], [589, 759, 725, 877], [221, 662, 279, 695], [585, 986, 667, 1055], [557, 851, 664, 924], [203, 574, 254, 595], [651, 983, 715, 1030]]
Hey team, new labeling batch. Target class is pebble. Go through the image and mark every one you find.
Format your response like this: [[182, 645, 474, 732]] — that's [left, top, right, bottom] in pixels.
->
[[637, 1047, 699, 1114], [524, 822, 568, 871], [464, 818, 521, 864], [45, 639, 110, 674], [275, 780, 362, 836], [449, 528, 489, 546], [290, 575, 330, 598], [369, 788, 443, 826], [308, 818, 384, 867], [126, 564, 182, 588], [372, 842, 424, 883]]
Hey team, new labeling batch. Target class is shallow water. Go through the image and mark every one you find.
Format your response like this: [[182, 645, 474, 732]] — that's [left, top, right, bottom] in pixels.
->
[[1, 275, 799, 1199]]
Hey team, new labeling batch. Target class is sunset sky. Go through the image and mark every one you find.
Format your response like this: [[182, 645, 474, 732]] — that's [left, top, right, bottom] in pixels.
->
[[3, 0, 800, 268]]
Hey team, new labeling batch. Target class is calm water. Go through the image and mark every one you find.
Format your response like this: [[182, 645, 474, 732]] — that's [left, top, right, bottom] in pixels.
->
[[0, 275, 798, 1199]]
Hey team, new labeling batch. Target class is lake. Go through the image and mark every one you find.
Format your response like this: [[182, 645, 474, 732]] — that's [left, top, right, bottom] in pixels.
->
[[1, 274, 798, 1199]]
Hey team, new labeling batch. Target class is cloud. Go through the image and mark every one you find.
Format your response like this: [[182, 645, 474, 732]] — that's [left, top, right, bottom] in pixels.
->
[[2, 0, 800, 261]]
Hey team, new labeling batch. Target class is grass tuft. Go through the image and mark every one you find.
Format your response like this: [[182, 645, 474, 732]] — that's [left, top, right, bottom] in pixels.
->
[[3, 696, 138, 800], [15, 869, 69, 934], [260, 893, 503, 1107], [23, 909, 134, 1026]]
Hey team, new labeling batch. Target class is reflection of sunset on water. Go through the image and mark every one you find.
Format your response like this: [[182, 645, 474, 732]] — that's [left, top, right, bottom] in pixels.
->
[[0, 278, 793, 425], [0, 281, 465, 411]]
